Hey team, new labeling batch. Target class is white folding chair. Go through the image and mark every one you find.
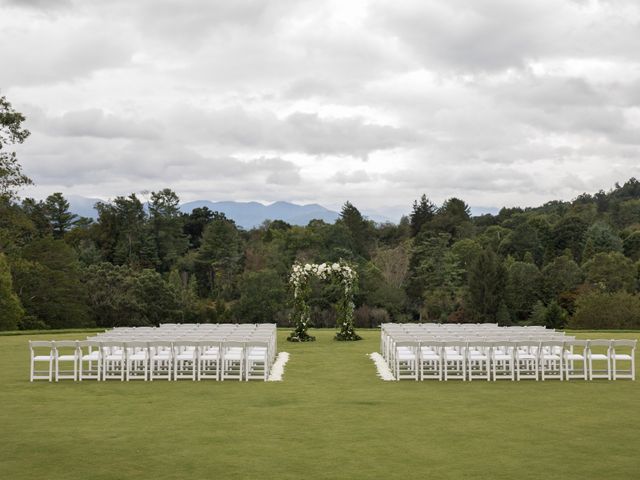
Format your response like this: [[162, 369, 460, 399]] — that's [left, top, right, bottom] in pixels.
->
[[515, 341, 539, 381], [173, 341, 198, 381], [442, 341, 467, 381], [78, 340, 101, 381], [394, 340, 419, 381], [198, 340, 221, 381], [149, 341, 173, 381], [539, 341, 564, 381], [563, 340, 587, 380], [54, 341, 79, 381], [125, 341, 149, 381], [221, 341, 245, 381], [101, 341, 126, 381], [245, 340, 270, 381], [467, 341, 490, 381], [490, 341, 515, 381], [29, 341, 54, 382], [587, 340, 611, 380], [610, 339, 636, 380], [419, 341, 442, 381]]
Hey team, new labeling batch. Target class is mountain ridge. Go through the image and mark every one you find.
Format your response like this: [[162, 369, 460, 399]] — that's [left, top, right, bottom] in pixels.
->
[[67, 196, 497, 229]]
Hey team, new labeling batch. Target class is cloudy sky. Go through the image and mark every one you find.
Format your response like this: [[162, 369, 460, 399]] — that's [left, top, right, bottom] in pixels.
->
[[1, 0, 640, 218]]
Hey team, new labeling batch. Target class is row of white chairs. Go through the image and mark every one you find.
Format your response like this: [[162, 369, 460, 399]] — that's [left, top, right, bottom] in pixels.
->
[[392, 339, 636, 381], [380, 323, 565, 357], [29, 339, 274, 382]]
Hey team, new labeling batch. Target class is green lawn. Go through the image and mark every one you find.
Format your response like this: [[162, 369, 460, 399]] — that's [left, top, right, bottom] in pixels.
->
[[1, 329, 638, 480]]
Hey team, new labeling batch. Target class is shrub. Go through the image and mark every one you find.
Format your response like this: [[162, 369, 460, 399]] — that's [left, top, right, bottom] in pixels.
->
[[569, 291, 640, 329]]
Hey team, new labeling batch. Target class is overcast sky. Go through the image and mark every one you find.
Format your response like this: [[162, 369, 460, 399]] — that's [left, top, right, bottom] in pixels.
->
[[1, 0, 639, 217]]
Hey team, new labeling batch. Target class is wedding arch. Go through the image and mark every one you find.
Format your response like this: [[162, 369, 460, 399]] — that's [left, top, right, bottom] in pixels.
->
[[287, 261, 361, 342]]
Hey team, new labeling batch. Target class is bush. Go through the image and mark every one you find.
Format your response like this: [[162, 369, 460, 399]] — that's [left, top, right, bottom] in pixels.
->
[[569, 291, 640, 329], [354, 305, 390, 328]]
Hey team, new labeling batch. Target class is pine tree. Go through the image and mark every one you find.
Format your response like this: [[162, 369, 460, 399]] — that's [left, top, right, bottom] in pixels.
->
[[409, 194, 436, 237], [44, 192, 78, 238]]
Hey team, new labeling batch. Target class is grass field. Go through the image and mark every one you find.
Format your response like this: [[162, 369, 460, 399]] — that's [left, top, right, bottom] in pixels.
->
[[1, 329, 639, 480]]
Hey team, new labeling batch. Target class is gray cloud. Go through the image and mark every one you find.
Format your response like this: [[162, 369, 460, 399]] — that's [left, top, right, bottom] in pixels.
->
[[3, 0, 640, 210]]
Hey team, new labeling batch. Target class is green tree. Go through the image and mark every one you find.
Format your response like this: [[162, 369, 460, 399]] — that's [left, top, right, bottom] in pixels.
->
[[582, 221, 622, 260], [196, 213, 242, 298], [0, 252, 24, 330], [409, 194, 436, 237], [234, 269, 286, 323], [498, 222, 543, 264], [44, 192, 78, 238], [338, 201, 373, 258], [582, 251, 636, 293], [12, 237, 91, 328], [95, 194, 158, 268], [505, 261, 541, 321], [0, 95, 32, 201], [183, 206, 214, 248], [543, 300, 567, 329], [622, 231, 640, 261], [149, 188, 188, 271], [466, 248, 506, 322], [20, 198, 51, 237], [550, 216, 588, 262], [430, 197, 473, 241], [541, 255, 583, 302], [84, 263, 182, 327]]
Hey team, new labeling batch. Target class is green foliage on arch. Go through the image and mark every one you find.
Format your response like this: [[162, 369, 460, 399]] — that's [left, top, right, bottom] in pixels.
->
[[287, 261, 361, 342]]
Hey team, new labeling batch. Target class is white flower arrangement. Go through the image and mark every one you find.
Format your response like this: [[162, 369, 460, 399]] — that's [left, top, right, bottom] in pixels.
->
[[287, 260, 361, 342]]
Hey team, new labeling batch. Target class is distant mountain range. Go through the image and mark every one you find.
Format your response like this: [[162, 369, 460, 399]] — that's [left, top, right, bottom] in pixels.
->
[[67, 195, 498, 229]]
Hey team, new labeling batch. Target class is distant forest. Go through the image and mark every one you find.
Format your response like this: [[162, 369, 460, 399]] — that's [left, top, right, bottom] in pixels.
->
[[2, 95, 640, 331]]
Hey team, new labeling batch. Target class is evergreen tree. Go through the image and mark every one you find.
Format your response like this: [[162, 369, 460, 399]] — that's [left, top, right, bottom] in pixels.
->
[[12, 237, 90, 328], [183, 206, 215, 248], [430, 197, 473, 241], [149, 188, 188, 271], [409, 194, 436, 237], [505, 261, 541, 321], [0, 252, 23, 330], [339, 201, 372, 258], [44, 192, 78, 238], [196, 213, 242, 298], [467, 248, 506, 322]]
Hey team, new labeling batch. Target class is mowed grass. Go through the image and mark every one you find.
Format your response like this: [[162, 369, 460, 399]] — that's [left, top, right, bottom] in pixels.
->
[[1, 329, 639, 480]]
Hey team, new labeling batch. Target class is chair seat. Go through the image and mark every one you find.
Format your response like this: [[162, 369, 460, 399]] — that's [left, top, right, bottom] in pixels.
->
[[565, 354, 584, 360], [469, 354, 488, 361], [200, 354, 219, 360], [445, 354, 464, 361], [34, 355, 52, 361], [590, 354, 609, 360], [224, 353, 243, 360], [542, 354, 560, 360], [58, 355, 77, 361], [494, 354, 511, 361], [176, 353, 196, 361], [421, 354, 439, 360], [517, 354, 536, 360], [129, 353, 147, 361], [82, 352, 100, 360], [105, 354, 123, 361], [612, 354, 632, 360]]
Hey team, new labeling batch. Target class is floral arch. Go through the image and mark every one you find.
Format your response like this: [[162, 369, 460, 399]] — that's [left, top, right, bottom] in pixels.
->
[[287, 261, 361, 342]]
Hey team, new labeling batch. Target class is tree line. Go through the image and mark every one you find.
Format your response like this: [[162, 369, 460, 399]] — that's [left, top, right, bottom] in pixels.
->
[[2, 95, 640, 330]]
